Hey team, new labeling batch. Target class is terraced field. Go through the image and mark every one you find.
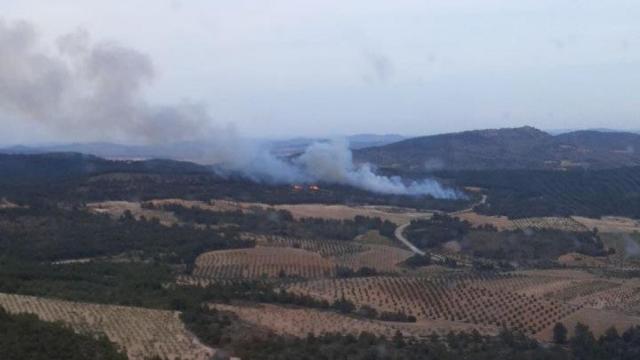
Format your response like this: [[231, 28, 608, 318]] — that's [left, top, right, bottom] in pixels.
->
[[0, 293, 214, 360]]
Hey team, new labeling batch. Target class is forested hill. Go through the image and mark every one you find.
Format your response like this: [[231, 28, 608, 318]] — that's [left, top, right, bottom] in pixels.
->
[[0, 153, 210, 185], [354, 127, 640, 171]]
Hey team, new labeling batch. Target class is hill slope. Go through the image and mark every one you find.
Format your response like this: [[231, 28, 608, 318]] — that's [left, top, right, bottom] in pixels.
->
[[354, 127, 640, 171]]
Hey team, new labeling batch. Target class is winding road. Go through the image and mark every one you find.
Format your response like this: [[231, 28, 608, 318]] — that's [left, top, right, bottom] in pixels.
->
[[393, 194, 487, 263]]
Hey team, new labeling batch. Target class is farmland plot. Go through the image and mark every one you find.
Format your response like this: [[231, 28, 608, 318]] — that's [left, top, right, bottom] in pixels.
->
[[192, 247, 336, 279], [246, 233, 368, 257], [331, 245, 413, 273], [512, 217, 587, 232], [0, 293, 214, 360], [210, 303, 498, 339], [288, 276, 578, 335], [544, 280, 620, 302]]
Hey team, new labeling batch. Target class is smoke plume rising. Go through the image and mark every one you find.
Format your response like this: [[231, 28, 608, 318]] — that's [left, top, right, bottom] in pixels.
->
[[0, 19, 213, 144], [214, 139, 462, 198], [0, 18, 461, 199]]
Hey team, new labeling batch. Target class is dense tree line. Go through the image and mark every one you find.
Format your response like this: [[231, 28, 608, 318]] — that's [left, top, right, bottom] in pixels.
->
[[433, 167, 640, 219], [0, 153, 470, 211], [0, 307, 126, 360], [0, 206, 252, 263], [405, 214, 606, 261], [152, 203, 397, 241], [0, 260, 413, 324], [405, 213, 475, 248], [189, 314, 640, 360], [462, 229, 606, 261]]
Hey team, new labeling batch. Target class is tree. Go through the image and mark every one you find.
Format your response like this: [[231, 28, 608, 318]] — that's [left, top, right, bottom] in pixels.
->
[[570, 323, 596, 359], [553, 322, 568, 345]]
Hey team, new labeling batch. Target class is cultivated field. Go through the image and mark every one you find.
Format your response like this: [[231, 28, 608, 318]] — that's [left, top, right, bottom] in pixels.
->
[[454, 212, 626, 233], [557, 252, 610, 268], [147, 199, 432, 225], [269, 204, 432, 225], [210, 303, 498, 339], [192, 247, 337, 279], [0, 293, 214, 360], [511, 217, 587, 232], [331, 245, 413, 273], [573, 216, 640, 234], [454, 212, 515, 230], [247, 233, 368, 257], [534, 307, 640, 342], [287, 276, 578, 335]]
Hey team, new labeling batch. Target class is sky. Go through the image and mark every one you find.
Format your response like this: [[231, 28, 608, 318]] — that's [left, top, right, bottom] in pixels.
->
[[1, 0, 640, 144]]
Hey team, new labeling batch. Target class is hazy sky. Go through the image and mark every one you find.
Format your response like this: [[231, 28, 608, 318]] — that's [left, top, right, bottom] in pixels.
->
[[1, 0, 640, 144]]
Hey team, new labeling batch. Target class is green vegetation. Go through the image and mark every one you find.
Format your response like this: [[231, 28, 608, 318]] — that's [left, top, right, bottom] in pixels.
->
[[405, 214, 606, 262], [0, 206, 252, 263], [438, 167, 640, 218], [402, 254, 433, 268], [461, 229, 605, 261], [151, 202, 397, 241], [405, 213, 475, 248], [0, 153, 470, 211], [0, 307, 126, 360]]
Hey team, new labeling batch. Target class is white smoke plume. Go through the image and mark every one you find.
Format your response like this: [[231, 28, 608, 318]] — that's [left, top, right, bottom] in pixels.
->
[[0, 18, 461, 199], [0, 19, 214, 144], [214, 139, 462, 199]]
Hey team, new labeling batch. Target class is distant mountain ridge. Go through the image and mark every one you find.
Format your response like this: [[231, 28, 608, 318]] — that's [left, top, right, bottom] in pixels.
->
[[0, 134, 406, 163], [354, 126, 640, 171]]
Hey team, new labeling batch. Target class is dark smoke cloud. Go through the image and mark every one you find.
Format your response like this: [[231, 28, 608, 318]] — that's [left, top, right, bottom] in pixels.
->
[[0, 19, 213, 143], [0, 18, 461, 199]]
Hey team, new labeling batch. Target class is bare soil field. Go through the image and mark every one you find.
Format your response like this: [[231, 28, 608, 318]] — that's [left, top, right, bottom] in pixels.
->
[[573, 216, 640, 234], [455, 212, 640, 233], [544, 280, 620, 302], [355, 229, 399, 247], [569, 284, 640, 311], [146, 199, 433, 225], [557, 252, 610, 268], [514, 269, 599, 280], [0, 293, 214, 360], [192, 247, 337, 279], [454, 212, 516, 230], [534, 307, 640, 342], [243, 233, 368, 257], [86, 201, 178, 225], [287, 276, 578, 335], [271, 204, 433, 225], [331, 245, 413, 273], [210, 303, 498, 339]]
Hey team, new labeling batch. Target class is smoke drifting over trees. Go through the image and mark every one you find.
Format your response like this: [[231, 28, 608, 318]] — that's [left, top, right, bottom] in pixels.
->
[[0, 18, 459, 199]]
